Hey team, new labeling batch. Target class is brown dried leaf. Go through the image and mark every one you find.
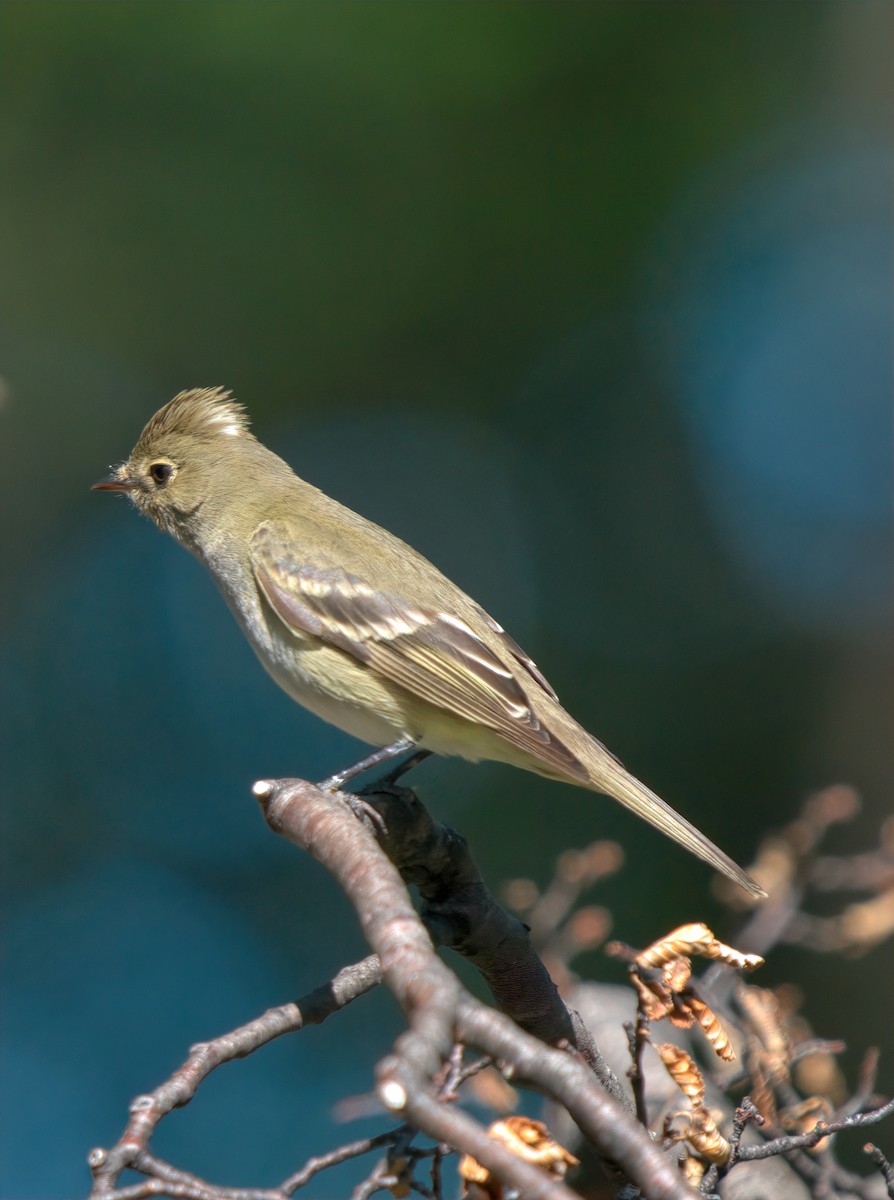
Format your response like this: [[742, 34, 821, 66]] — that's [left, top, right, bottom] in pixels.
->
[[688, 1107, 731, 1165], [663, 1109, 730, 1166], [458, 1116, 578, 1196], [656, 1043, 706, 1108], [748, 1058, 779, 1125], [739, 984, 791, 1123], [636, 923, 717, 968], [491, 1117, 579, 1171], [703, 939, 763, 971], [662, 1110, 692, 1141], [738, 985, 792, 1084], [636, 923, 763, 971], [630, 970, 673, 1021], [669, 1007, 696, 1030], [686, 994, 735, 1062], [458, 1155, 492, 1187], [663, 956, 692, 992], [681, 1153, 705, 1186]]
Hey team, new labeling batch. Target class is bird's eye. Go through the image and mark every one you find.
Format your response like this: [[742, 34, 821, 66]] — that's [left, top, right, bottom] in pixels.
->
[[149, 462, 174, 485]]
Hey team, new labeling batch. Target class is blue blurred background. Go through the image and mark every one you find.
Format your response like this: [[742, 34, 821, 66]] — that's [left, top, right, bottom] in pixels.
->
[[1, 4, 891, 1195]]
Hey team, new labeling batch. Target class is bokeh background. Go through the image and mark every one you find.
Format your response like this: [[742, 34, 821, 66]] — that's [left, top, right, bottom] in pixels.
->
[[1, 3, 891, 1195]]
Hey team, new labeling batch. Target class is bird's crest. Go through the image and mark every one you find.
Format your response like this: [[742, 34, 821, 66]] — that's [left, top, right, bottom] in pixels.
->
[[140, 387, 253, 445]]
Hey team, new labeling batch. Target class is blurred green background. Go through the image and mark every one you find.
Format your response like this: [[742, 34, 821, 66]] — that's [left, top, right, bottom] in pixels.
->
[[1, 3, 891, 1195]]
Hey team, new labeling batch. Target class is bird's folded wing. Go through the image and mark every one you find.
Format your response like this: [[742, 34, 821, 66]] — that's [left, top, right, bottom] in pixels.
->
[[250, 520, 584, 777]]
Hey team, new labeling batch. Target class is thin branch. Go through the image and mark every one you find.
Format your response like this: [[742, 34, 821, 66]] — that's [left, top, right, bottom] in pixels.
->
[[623, 1018, 650, 1129], [280, 1129, 401, 1193], [863, 1143, 894, 1198], [733, 1095, 894, 1162], [88, 957, 382, 1197]]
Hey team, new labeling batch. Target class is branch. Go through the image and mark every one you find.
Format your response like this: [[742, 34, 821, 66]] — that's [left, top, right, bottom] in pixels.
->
[[88, 957, 382, 1196], [358, 782, 626, 1102], [256, 776, 695, 1200], [733, 1095, 894, 1162]]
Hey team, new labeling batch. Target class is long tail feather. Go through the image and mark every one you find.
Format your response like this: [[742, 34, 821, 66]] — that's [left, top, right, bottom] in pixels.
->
[[590, 755, 766, 899]]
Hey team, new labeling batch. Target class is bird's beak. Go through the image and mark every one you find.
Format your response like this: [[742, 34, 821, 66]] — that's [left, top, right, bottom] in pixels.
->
[[92, 467, 138, 493]]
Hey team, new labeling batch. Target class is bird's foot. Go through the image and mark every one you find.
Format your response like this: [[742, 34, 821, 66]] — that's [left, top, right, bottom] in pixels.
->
[[341, 790, 389, 838]]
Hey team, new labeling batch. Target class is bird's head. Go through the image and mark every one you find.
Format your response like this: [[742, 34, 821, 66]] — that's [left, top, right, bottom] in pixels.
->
[[92, 386, 255, 542]]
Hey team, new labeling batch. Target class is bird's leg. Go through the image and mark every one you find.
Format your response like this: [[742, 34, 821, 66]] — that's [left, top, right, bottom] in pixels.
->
[[316, 737, 423, 793], [375, 747, 433, 786], [318, 738, 432, 838]]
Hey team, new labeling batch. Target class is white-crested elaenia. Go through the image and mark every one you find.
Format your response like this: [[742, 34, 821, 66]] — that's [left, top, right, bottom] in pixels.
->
[[94, 387, 765, 898]]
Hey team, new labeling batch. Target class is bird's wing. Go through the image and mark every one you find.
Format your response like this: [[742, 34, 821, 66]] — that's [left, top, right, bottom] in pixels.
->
[[250, 520, 584, 777], [471, 605, 560, 701]]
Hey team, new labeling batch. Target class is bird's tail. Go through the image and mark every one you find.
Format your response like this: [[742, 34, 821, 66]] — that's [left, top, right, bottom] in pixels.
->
[[583, 750, 767, 899]]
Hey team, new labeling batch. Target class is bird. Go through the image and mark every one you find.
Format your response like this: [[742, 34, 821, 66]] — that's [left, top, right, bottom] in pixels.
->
[[93, 387, 765, 898]]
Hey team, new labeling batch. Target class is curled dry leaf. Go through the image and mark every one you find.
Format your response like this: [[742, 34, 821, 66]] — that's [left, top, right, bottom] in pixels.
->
[[628, 966, 735, 1060], [458, 1116, 579, 1199], [635, 923, 763, 972], [686, 994, 735, 1062], [636, 923, 716, 968], [680, 1152, 706, 1187], [669, 1006, 696, 1031], [738, 985, 792, 1085], [664, 1108, 731, 1167], [630, 970, 673, 1021], [663, 956, 692, 992], [697, 934, 763, 971], [747, 1058, 778, 1125], [656, 1044, 706, 1108], [737, 984, 793, 1123], [687, 1107, 731, 1165]]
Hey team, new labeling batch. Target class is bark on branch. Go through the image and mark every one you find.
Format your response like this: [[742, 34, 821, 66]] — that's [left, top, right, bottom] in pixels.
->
[[255, 776, 694, 1200]]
